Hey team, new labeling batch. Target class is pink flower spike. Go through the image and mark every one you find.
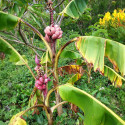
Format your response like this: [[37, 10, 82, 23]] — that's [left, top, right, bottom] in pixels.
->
[[35, 83, 42, 90], [50, 27, 56, 34], [35, 80, 41, 85], [37, 86, 43, 90], [44, 78, 48, 84], [44, 74, 48, 79], [42, 84, 46, 89], [39, 77, 44, 83], [35, 55, 39, 65]]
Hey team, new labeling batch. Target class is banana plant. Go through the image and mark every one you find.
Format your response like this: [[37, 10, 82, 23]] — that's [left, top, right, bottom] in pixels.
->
[[0, 0, 125, 125]]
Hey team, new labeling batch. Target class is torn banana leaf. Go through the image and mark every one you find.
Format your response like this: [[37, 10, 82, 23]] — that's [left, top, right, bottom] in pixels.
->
[[74, 36, 125, 86]]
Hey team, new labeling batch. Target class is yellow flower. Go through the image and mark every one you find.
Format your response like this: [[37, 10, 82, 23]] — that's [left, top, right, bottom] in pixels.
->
[[99, 18, 102, 25], [113, 9, 117, 17], [103, 12, 111, 22], [99, 8, 125, 28], [99, 18, 106, 25]]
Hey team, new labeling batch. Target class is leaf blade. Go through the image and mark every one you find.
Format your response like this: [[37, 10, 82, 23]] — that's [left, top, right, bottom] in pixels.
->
[[105, 39, 125, 76], [75, 36, 105, 73], [0, 11, 20, 30], [59, 84, 125, 125], [9, 111, 27, 125], [60, 50, 81, 59], [60, 0, 88, 19], [0, 37, 35, 78]]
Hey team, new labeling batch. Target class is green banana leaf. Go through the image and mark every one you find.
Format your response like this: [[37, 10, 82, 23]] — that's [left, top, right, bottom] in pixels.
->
[[59, 84, 125, 125], [74, 36, 125, 86], [0, 11, 20, 30], [9, 111, 27, 125], [104, 65, 125, 87], [60, 50, 81, 59], [60, 0, 88, 19], [0, 37, 35, 78], [0, 37, 26, 65]]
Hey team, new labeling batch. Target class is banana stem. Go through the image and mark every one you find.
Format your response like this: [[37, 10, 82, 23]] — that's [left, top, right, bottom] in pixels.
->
[[54, 38, 77, 82], [51, 101, 68, 113]]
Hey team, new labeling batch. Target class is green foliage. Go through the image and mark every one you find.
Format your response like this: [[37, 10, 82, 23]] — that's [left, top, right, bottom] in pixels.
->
[[54, 111, 77, 125], [86, 23, 125, 44], [86, 8, 125, 44], [61, 8, 92, 35], [0, 55, 125, 123], [0, 44, 35, 122]]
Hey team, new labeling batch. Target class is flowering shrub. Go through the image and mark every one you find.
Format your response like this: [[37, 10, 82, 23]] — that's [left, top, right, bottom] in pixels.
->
[[99, 9, 125, 28], [99, 9, 125, 43]]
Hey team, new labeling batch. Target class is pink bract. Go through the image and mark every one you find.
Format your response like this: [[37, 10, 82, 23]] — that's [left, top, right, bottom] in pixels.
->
[[54, 24, 59, 28], [44, 78, 48, 83], [45, 34, 50, 42], [37, 85, 43, 90], [42, 84, 46, 89], [35, 80, 41, 85], [58, 34, 62, 39], [51, 27, 56, 34], [35, 83, 42, 90], [39, 77, 44, 83], [44, 74, 48, 79], [44, 26, 52, 36], [52, 34, 57, 40], [35, 55, 39, 65]]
